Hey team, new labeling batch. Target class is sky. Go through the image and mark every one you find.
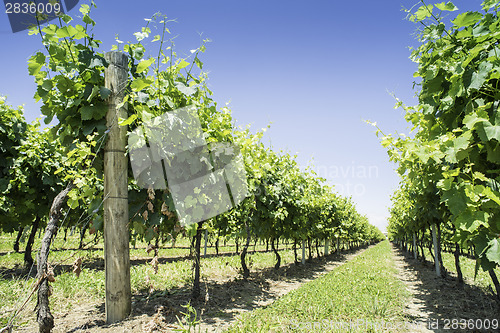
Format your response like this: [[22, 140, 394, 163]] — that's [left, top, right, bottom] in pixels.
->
[[0, 0, 485, 232]]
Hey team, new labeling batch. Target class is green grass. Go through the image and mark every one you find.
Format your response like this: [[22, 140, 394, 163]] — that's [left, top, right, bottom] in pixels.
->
[[0, 231, 300, 328], [226, 241, 411, 333], [421, 248, 500, 292]]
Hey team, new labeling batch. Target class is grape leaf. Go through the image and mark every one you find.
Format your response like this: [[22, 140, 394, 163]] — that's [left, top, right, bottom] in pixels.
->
[[435, 2, 458, 11], [452, 12, 483, 27], [136, 58, 155, 74], [486, 238, 500, 265]]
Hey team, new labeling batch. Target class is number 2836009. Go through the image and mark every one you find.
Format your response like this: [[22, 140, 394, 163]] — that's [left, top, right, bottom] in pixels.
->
[[442, 319, 498, 330], [5, 2, 62, 15]]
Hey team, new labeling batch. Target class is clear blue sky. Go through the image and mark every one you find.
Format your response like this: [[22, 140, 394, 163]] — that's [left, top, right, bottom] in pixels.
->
[[0, 0, 483, 232]]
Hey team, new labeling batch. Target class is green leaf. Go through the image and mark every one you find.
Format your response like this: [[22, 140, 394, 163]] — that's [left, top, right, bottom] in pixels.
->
[[469, 61, 493, 90], [482, 0, 499, 11], [68, 197, 79, 209], [82, 14, 95, 26], [80, 106, 94, 121], [149, 213, 162, 226], [60, 14, 73, 24], [99, 86, 111, 99], [177, 59, 190, 70], [136, 58, 155, 74], [415, 4, 434, 21], [145, 227, 155, 242], [28, 53, 46, 76], [473, 171, 489, 182], [87, 86, 99, 102], [483, 186, 500, 205], [41, 79, 53, 91], [129, 44, 145, 60], [135, 92, 149, 103], [90, 57, 105, 68], [454, 211, 489, 233], [435, 2, 458, 11], [463, 111, 489, 129], [119, 114, 137, 126], [445, 131, 471, 163], [80, 4, 90, 15], [185, 223, 197, 237], [57, 26, 70, 38], [485, 238, 500, 265], [132, 221, 146, 234], [80, 104, 108, 121], [441, 188, 468, 215], [74, 25, 88, 39], [131, 78, 154, 92], [452, 12, 483, 27], [133, 31, 148, 42], [175, 82, 196, 95], [486, 142, 500, 163], [194, 57, 203, 69], [483, 122, 500, 142]]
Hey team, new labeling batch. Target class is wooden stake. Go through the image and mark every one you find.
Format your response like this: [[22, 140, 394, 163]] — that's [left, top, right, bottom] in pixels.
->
[[104, 51, 131, 324], [432, 224, 440, 277], [301, 239, 306, 265], [192, 221, 204, 299], [413, 233, 417, 260], [203, 229, 208, 257]]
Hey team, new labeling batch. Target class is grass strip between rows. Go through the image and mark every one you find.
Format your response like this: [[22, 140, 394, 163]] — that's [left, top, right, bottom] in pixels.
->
[[226, 241, 411, 333]]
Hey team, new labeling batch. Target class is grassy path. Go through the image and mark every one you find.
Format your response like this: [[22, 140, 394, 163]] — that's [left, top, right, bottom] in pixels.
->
[[226, 241, 412, 333], [0, 234, 370, 332], [393, 245, 499, 333]]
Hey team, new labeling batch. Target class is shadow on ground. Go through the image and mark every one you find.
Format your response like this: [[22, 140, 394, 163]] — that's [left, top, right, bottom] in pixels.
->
[[42, 247, 365, 332], [393, 246, 499, 333]]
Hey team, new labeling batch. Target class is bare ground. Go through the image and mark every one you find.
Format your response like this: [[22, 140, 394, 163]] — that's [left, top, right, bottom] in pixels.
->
[[391, 244, 499, 333], [12, 246, 368, 333]]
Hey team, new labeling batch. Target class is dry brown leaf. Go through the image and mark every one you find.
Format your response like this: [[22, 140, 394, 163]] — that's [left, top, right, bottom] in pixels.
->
[[147, 186, 155, 200], [161, 202, 168, 215], [147, 201, 154, 213], [142, 210, 149, 221], [161, 202, 175, 219], [46, 264, 55, 283], [73, 258, 82, 278]]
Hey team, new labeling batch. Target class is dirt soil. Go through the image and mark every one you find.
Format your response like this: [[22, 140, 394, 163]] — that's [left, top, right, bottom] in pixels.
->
[[12, 244, 499, 333], [13, 247, 367, 333], [391, 244, 499, 333]]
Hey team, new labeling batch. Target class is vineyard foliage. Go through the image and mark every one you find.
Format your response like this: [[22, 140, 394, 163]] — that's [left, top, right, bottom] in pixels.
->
[[1, 1, 384, 272], [380, 0, 500, 275], [0, 97, 63, 233]]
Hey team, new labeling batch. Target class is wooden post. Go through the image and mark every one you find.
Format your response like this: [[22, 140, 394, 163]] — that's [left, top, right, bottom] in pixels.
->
[[413, 233, 417, 260], [324, 239, 329, 256], [203, 229, 208, 257], [192, 221, 204, 299], [301, 239, 306, 265], [104, 51, 131, 324], [432, 224, 440, 276]]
